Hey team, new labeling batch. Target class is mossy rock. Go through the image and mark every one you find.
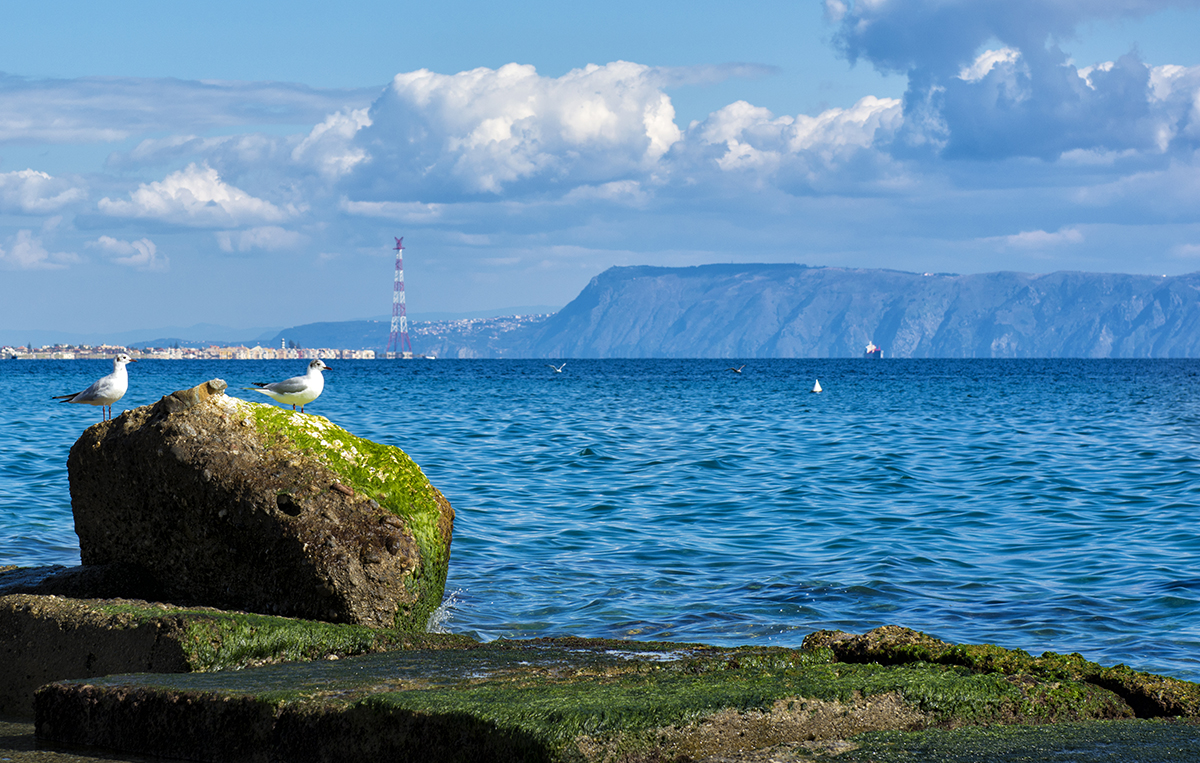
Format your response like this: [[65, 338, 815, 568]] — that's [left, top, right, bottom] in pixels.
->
[[804, 625, 1200, 718], [67, 380, 454, 630], [32, 628, 1197, 762], [0, 592, 474, 717]]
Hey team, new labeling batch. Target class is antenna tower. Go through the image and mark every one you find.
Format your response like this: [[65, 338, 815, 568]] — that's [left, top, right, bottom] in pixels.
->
[[387, 237, 413, 359]]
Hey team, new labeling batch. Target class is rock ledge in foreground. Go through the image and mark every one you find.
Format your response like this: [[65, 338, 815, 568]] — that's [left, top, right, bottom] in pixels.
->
[[23, 619, 1200, 763]]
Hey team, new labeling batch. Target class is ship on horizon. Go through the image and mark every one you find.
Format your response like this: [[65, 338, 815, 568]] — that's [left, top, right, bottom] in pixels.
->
[[865, 341, 883, 359]]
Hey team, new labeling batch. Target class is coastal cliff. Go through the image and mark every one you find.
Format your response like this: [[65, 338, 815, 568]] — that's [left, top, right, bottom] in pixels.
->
[[260, 264, 1200, 358], [523, 264, 1200, 358]]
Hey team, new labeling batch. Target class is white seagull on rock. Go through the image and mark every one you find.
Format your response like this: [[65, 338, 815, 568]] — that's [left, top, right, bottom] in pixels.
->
[[52, 353, 136, 421], [248, 359, 331, 412]]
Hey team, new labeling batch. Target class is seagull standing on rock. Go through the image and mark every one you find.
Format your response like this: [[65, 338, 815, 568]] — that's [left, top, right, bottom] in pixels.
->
[[52, 353, 136, 421], [248, 359, 330, 413]]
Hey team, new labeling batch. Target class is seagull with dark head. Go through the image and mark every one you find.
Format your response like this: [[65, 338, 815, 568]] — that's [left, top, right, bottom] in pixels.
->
[[52, 353, 136, 421], [248, 359, 331, 412]]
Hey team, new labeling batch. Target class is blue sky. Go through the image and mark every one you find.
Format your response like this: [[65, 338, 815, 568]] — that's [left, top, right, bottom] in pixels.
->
[[3, 0, 1200, 335]]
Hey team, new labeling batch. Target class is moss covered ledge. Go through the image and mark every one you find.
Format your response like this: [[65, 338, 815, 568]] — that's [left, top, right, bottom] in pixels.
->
[[28, 624, 1200, 763]]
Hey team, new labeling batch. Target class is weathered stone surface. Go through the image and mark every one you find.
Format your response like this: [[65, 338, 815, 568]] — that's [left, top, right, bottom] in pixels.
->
[[66, 381, 454, 631], [804, 625, 1200, 719], [0, 590, 475, 719], [0, 594, 189, 717], [31, 627, 1199, 763]]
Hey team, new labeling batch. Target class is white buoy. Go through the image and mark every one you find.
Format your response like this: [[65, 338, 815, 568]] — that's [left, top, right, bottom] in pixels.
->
[[812, 379, 822, 393]]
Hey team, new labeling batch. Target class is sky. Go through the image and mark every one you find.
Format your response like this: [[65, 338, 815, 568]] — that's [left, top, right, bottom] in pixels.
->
[[3, 0, 1200, 335]]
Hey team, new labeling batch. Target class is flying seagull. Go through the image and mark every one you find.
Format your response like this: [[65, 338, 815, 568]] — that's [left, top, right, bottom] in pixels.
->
[[248, 359, 330, 412], [548, 363, 566, 373], [728, 365, 745, 374], [52, 353, 136, 421]]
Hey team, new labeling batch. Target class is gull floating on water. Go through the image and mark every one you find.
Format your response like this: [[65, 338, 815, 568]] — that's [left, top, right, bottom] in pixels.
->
[[248, 359, 330, 412], [52, 353, 136, 421], [548, 363, 566, 373]]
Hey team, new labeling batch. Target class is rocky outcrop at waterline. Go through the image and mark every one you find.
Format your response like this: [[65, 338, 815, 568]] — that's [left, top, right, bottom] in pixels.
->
[[64, 379, 454, 630], [6, 603, 1196, 762]]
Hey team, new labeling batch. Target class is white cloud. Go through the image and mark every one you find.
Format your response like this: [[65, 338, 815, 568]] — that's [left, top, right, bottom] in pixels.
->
[[0, 73, 376, 144], [339, 199, 446, 222], [89, 235, 168, 271], [0, 230, 80, 270], [959, 48, 1023, 82], [998, 227, 1085, 249], [0, 169, 86, 213], [694, 96, 903, 173], [352, 61, 683, 196], [215, 226, 306, 252], [98, 163, 296, 227], [292, 108, 372, 178]]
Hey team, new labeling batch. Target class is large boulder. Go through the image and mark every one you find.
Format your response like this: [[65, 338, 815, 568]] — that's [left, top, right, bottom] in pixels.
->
[[67, 380, 454, 630]]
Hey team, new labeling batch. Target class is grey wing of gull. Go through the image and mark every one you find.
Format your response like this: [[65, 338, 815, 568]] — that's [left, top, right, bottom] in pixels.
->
[[264, 376, 309, 394], [72, 379, 108, 402]]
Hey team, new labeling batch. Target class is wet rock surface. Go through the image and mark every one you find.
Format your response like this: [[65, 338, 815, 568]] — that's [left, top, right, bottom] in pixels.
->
[[24, 620, 1200, 763], [804, 625, 1200, 719], [65, 380, 454, 630]]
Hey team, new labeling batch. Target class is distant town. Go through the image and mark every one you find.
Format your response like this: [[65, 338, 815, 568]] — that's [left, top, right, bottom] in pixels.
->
[[2, 343, 378, 361]]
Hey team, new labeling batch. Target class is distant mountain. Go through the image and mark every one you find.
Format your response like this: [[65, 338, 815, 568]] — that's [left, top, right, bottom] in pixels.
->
[[522, 264, 1200, 358], [28, 267, 1199, 358]]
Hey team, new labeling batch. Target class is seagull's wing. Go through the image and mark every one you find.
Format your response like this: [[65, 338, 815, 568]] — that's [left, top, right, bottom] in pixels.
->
[[261, 375, 309, 394]]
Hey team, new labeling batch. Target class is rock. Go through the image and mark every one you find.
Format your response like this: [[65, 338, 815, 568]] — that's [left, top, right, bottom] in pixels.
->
[[803, 625, 1200, 719], [66, 380, 454, 630], [0, 590, 475, 718]]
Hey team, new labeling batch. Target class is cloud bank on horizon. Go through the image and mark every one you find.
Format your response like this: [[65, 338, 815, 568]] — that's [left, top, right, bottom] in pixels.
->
[[3, 0, 1200, 332]]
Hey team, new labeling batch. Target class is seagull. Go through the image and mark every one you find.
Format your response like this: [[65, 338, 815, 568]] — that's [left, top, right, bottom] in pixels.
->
[[728, 365, 745, 374], [548, 363, 566, 373], [248, 359, 330, 412], [52, 353, 136, 421]]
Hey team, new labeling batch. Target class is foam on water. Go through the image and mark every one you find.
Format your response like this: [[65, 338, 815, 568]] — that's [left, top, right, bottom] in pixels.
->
[[3, 358, 1199, 680]]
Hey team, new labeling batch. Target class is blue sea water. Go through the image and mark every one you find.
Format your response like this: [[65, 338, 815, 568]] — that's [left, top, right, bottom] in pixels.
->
[[3, 358, 1199, 683]]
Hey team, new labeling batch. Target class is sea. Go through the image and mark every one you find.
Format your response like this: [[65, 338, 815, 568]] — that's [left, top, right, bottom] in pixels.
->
[[3, 358, 1199, 684]]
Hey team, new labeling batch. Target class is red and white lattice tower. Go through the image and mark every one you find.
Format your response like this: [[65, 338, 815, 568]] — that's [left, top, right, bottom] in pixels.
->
[[387, 237, 414, 359]]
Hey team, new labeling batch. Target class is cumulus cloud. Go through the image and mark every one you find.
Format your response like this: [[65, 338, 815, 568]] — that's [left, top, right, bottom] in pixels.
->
[[215, 226, 306, 252], [828, 0, 1200, 159], [291, 108, 372, 179], [675, 95, 905, 191], [0, 170, 86, 213], [98, 163, 296, 227], [0, 230, 80, 270], [349, 61, 683, 198], [89, 235, 168, 271]]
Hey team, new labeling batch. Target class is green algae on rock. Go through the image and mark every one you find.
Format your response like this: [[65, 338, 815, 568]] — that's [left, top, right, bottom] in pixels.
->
[[0, 591, 475, 718], [33, 628, 1200, 762], [66, 380, 453, 631], [804, 625, 1200, 719]]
